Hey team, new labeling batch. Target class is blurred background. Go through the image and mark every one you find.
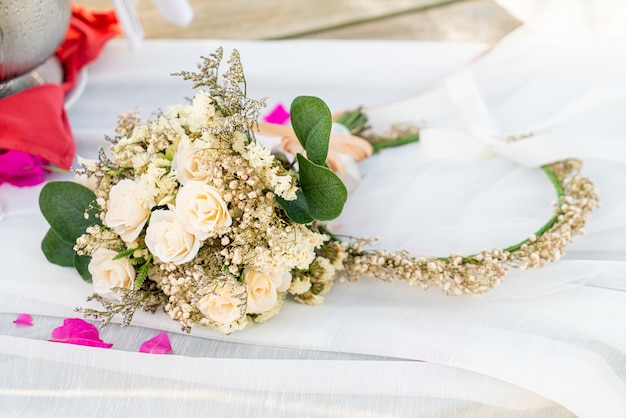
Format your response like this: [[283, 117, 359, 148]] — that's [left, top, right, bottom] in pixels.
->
[[79, 0, 521, 43]]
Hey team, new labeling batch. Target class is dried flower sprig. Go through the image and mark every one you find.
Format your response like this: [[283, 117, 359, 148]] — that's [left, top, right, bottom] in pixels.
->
[[173, 47, 268, 134], [77, 287, 167, 327]]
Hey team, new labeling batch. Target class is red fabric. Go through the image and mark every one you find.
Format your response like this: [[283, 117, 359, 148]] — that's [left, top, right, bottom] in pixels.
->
[[0, 4, 121, 171], [57, 4, 121, 93]]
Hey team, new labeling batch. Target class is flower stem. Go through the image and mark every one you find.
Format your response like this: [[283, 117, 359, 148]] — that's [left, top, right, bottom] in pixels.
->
[[371, 134, 421, 153], [499, 165, 564, 254], [317, 223, 341, 242], [43, 165, 70, 174]]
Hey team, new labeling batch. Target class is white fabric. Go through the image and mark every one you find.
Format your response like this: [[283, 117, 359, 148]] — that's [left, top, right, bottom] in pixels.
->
[[419, 70, 626, 166], [495, 0, 626, 39], [1, 38, 626, 417]]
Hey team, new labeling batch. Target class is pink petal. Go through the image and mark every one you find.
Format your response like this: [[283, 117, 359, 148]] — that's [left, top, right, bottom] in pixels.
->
[[49, 318, 113, 348], [0, 150, 46, 187], [13, 314, 33, 326], [263, 103, 290, 125], [139, 332, 173, 354]]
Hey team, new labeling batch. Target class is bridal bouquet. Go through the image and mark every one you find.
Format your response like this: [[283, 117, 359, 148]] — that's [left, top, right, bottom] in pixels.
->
[[40, 49, 350, 333], [39, 48, 598, 334]]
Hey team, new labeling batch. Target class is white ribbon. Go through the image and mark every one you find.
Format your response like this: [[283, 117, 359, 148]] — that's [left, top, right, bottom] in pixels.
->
[[420, 71, 626, 167]]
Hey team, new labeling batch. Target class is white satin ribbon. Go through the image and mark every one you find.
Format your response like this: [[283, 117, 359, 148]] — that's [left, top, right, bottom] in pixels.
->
[[420, 71, 626, 166]]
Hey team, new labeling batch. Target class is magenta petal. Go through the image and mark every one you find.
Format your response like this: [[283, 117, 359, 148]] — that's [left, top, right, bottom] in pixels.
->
[[49, 318, 113, 348], [139, 332, 173, 354], [0, 150, 46, 187], [13, 314, 33, 326], [263, 103, 290, 125]]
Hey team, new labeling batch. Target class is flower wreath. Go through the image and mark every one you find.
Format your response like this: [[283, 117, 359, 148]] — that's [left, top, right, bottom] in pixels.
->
[[39, 49, 599, 334]]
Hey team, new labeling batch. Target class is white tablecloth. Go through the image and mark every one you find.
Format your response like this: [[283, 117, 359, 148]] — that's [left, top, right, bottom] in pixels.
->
[[1, 40, 625, 417]]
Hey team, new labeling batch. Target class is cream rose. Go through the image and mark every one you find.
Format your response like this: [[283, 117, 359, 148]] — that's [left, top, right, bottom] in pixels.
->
[[196, 283, 243, 324], [172, 138, 211, 185], [175, 181, 232, 239], [74, 155, 100, 191], [244, 268, 292, 314], [104, 179, 151, 242], [145, 209, 200, 264], [88, 248, 135, 301]]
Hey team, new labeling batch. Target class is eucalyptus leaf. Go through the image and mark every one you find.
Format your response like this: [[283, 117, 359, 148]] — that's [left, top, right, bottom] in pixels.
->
[[39, 181, 101, 244], [290, 96, 332, 166], [74, 253, 92, 282], [297, 155, 347, 221], [41, 228, 75, 267], [276, 190, 315, 224]]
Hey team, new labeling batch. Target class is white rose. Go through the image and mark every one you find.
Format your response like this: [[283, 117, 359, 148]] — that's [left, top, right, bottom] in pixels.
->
[[173, 138, 211, 185], [74, 155, 100, 191], [196, 283, 243, 324], [145, 209, 200, 264], [244, 268, 292, 314], [88, 248, 135, 301], [104, 179, 151, 242], [175, 181, 232, 239]]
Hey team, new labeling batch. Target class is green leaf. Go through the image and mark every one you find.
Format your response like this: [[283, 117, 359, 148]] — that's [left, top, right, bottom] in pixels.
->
[[113, 247, 137, 260], [297, 155, 347, 221], [278, 96, 348, 224], [39, 181, 101, 244], [74, 253, 92, 282], [290, 96, 332, 166], [41, 228, 75, 267], [134, 254, 152, 290], [276, 190, 315, 224]]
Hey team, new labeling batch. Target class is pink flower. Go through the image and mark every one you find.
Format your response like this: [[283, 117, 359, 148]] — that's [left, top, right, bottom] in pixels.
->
[[13, 313, 33, 326], [139, 332, 173, 354], [0, 150, 46, 187], [49, 318, 113, 348], [263, 103, 290, 125]]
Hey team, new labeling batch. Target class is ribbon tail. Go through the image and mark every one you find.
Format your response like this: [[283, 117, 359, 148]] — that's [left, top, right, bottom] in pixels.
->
[[493, 134, 626, 167]]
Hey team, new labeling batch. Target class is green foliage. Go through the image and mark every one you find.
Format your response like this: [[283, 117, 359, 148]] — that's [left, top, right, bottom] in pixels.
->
[[296, 155, 348, 221], [276, 191, 314, 224], [290, 96, 332, 165], [113, 246, 138, 260], [41, 228, 75, 267], [39, 181, 101, 244], [39, 181, 101, 281], [134, 254, 152, 291], [277, 96, 348, 223], [74, 254, 93, 282]]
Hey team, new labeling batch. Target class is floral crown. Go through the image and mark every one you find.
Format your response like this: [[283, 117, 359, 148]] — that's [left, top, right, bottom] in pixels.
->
[[39, 48, 598, 334]]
